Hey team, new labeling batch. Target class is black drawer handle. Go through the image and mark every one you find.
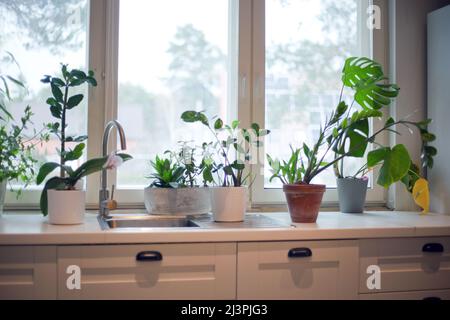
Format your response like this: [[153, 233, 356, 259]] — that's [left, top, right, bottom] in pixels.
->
[[422, 243, 444, 253], [288, 248, 312, 258], [423, 297, 441, 301], [136, 251, 163, 261]]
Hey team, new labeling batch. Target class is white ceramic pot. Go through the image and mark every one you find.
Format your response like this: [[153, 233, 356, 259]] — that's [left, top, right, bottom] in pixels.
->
[[47, 189, 85, 225], [144, 187, 211, 216], [210, 186, 247, 222]]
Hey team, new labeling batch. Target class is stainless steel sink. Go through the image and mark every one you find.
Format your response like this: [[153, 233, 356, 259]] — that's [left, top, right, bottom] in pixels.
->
[[98, 215, 200, 230], [98, 213, 291, 230]]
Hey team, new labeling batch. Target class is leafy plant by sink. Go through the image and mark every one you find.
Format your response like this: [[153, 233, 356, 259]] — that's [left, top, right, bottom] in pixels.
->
[[144, 142, 213, 216], [0, 52, 48, 214], [36, 64, 131, 223], [181, 111, 270, 222]]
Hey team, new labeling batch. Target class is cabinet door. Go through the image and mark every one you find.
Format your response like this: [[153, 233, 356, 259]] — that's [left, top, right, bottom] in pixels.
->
[[0, 246, 57, 299], [57, 243, 236, 299], [237, 240, 359, 300], [359, 237, 450, 293]]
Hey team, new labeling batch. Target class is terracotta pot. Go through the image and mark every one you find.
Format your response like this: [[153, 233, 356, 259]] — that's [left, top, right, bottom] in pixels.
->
[[283, 184, 325, 223]]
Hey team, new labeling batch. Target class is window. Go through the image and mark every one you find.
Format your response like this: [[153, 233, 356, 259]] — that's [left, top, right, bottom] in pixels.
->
[[251, 0, 381, 204], [3, 0, 385, 209], [116, 0, 238, 191], [1, 0, 89, 206]]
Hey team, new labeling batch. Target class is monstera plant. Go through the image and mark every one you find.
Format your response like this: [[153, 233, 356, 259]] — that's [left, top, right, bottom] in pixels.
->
[[331, 57, 436, 214], [267, 57, 436, 222]]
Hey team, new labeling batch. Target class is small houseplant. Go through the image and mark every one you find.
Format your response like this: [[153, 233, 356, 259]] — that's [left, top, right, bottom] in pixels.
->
[[144, 143, 212, 216], [0, 53, 44, 216], [37, 64, 131, 224], [182, 111, 269, 222]]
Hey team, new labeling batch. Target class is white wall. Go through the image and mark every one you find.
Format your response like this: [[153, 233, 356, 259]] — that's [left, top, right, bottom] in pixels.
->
[[428, 5, 450, 214], [388, 0, 450, 211]]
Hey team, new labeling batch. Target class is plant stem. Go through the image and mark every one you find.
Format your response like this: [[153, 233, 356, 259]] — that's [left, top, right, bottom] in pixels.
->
[[60, 85, 69, 178]]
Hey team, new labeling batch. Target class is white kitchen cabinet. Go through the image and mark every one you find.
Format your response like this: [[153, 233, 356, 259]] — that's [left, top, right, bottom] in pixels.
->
[[359, 237, 450, 294], [237, 240, 359, 300], [0, 246, 57, 299], [57, 242, 236, 300]]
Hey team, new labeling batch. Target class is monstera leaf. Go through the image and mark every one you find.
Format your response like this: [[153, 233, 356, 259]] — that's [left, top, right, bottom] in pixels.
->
[[334, 118, 369, 158], [342, 57, 400, 110], [367, 144, 411, 188]]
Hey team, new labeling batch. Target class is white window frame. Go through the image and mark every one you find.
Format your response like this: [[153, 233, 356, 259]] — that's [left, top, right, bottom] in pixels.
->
[[249, 0, 389, 207], [4, 0, 390, 210]]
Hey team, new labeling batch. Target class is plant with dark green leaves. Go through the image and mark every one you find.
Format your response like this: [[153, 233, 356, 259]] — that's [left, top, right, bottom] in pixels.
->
[[36, 64, 132, 215], [181, 111, 269, 187], [148, 155, 185, 188], [329, 57, 437, 202]]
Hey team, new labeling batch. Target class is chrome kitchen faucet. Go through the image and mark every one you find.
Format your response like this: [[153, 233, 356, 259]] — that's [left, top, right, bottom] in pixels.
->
[[99, 120, 127, 217]]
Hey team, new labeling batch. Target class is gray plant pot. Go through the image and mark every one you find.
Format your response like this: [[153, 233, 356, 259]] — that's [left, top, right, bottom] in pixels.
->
[[144, 187, 211, 216], [337, 178, 368, 213]]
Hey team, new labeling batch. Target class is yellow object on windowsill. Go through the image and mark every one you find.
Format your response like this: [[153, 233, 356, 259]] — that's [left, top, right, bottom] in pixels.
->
[[412, 178, 430, 214]]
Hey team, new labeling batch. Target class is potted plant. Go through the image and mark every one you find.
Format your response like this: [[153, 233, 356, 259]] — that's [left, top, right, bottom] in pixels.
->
[[1, 55, 45, 216], [181, 111, 269, 222], [267, 57, 401, 223], [331, 57, 436, 213], [144, 142, 213, 216], [36, 64, 131, 224]]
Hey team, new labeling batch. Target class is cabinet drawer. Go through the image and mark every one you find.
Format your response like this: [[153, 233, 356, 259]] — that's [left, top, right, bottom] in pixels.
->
[[58, 243, 236, 299], [0, 246, 57, 299], [360, 289, 450, 300], [237, 240, 359, 300], [360, 237, 450, 293]]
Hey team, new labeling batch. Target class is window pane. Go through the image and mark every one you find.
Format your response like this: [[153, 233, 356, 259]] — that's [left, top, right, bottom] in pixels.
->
[[118, 0, 236, 188], [265, 0, 371, 188], [0, 0, 89, 188]]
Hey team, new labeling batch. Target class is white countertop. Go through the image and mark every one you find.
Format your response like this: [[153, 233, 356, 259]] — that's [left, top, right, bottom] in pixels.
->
[[1, 211, 450, 245]]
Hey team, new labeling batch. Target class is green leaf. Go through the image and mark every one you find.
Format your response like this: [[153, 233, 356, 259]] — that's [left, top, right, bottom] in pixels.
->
[[51, 83, 63, 103], [36, 162, 60, 185], [214, 118, 223, 130], [231, 160, 245, 171], [342, 57, 399, 110], [181, 110, 209, 126], [40, 177, 69, 216], [51, 77, 65, 87], [66, 94, 84, 109], [70, 69, 87, 79], [335, 118, 369, 157], [50, 105, 62, 119], [421, 132, 436, 142], [231, 120, 240, 129], [64, 143, 85, 161], [367, 147, 388, 168], [376, 144, 411, 188]]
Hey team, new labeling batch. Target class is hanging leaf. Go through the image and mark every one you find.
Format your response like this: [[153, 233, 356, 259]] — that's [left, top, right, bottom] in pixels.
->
[[412, 178, 429, 214], [374, 144, 411, 188]]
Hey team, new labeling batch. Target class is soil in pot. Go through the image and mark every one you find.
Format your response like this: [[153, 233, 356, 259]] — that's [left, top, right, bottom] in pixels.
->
[[337, 177, 368, 213], [283, 184, 325, 223]]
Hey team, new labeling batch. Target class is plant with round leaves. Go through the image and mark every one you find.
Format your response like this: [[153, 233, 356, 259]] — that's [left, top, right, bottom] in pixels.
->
[[36, 64, 132, 215], [181, 111, 269, 187]]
